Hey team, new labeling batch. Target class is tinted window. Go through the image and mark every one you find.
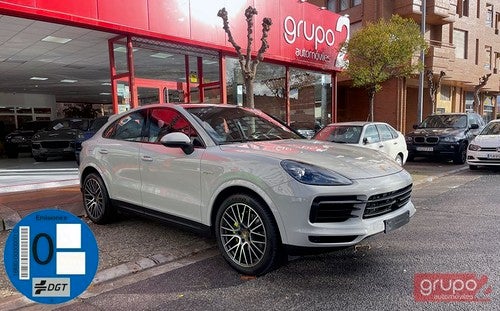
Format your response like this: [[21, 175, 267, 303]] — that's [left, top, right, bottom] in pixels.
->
[[420, 115, 467, 128], [314, 125, 362, 143], [89, 117, 109, 131], [147, 108, 198, 143], [103, 111, 146, 141]]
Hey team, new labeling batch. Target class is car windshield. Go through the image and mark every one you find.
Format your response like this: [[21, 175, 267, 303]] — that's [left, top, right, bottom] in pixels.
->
[[20, 121, 49, 131], [479, 122, 500, 135], [419, 115, 467, 129], [49, 119, 90, 131], [186, 106, 301, 144], [313, 125, 362, 143]]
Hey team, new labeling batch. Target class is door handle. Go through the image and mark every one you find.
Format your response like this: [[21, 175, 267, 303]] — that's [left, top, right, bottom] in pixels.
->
[[141, 155, 153, 162], [98, 149, 108, 154], [378, 145, 384, 148]]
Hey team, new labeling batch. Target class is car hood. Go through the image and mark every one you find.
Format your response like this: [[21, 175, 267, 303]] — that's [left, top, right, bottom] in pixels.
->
[[34, 129, 79, 141], [407, 128, 464, 137], [219, 139, 403, 180], [6, 130, 35, 138], [472, 135, 500, 148]]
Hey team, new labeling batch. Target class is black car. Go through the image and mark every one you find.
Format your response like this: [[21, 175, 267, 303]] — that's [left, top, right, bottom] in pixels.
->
[[75, 116, 110, 164], [4, 120, 50, 158], [31, 118, 92, 162], [405, 112, 485, 164]]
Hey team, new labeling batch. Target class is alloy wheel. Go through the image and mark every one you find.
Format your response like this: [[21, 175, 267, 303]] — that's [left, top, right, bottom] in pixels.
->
[[84, 177, 105, 220]]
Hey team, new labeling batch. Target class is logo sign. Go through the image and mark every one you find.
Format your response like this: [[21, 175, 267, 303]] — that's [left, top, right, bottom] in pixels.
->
[[414, 273, 492, 302], [3, 209, 99, 304]]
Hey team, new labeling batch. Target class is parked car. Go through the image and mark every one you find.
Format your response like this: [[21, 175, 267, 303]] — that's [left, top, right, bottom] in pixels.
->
[[313, 122, 408, 165], [4, 120, 50, 158], [405, 112, 485, 164], [80, 103, 415, 276], [75, 116, 110, 165], [467, 119, 500, 170], [31, 118, 92, 162]]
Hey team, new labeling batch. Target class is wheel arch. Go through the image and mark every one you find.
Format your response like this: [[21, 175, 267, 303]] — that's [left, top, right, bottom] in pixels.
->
[[208, 185, 286, 244]]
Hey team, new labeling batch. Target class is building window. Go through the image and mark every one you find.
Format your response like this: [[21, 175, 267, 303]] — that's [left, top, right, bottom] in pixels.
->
[[457, 0, 469, 17], [495, 52, 500, 73], [486, 4, 494, 27], [485, 46, 492, 70], [453, 29, 468, 59], [440, 85, 451, 101], [327, 0, 362, 12]]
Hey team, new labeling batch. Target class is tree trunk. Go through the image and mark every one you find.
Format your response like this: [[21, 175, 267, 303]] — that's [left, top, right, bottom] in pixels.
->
[[245, 80, 254, 109], [368, 87, 376, 122]]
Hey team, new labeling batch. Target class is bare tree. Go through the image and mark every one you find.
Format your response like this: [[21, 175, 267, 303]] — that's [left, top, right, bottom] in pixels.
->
[[218, 6, 272, 108], [426, 69, 446, 114], [473, 73, 491, 112]]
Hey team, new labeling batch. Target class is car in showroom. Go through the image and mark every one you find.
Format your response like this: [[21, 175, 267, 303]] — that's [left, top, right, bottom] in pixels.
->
[[75, 116, 110, 165], [79, 104, 415, 275], [405, 112, 485, 164], [31, 118, 92, 161], [4, 120, 50, 158], [467, 119, 500, 170], [313, 122, 408, 166]]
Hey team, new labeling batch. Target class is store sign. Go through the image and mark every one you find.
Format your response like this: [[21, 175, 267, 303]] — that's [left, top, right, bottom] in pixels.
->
[[282, 14, 349, 68]]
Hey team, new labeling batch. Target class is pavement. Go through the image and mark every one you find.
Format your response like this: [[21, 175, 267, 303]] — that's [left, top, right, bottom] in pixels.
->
[[0, 156, 469, 309]]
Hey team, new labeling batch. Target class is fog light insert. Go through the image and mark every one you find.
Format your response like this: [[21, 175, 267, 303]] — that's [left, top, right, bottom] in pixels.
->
[[308, 235, 358, 243]]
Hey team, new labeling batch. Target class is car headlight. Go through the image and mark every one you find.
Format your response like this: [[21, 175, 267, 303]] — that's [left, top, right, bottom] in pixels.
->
[[440, 136, 459, 142], [405, 136, 413, 143], [32, 134, 41, 140], [280, 160, 352, 186], [468, 144, 481, 151], [77, 133, 85, 139]]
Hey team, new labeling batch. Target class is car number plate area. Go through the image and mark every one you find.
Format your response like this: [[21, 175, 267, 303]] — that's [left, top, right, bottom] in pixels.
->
[[487, 153, 500, 159], [384, 211, 410, 233], [416, 146, 433, 152]]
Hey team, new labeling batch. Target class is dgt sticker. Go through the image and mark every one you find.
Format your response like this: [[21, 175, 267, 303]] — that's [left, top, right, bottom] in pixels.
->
[[3, 209, 99, 304]]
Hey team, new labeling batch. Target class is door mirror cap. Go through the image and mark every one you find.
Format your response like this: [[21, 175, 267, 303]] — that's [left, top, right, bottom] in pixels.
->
[[363, 137, 370, 144], [160, 132, 194, 155], [470, 123, 479, 129]]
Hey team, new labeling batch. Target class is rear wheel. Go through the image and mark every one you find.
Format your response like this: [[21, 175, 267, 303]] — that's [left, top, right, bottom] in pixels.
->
[[395, 154, 403, 166], [82, 173, 115, 224], [407, 153, 415, 162], [215, 194, 281, 276]]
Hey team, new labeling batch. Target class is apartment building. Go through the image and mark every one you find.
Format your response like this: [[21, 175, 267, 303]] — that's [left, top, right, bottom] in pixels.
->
[[314, 0, 499, 132]]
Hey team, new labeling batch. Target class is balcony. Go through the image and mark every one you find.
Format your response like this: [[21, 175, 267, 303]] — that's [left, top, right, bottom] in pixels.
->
[[394, 0, 457, 25]]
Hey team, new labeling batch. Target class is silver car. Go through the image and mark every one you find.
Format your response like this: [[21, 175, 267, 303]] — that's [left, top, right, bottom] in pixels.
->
[[80, 104, 415, 275]]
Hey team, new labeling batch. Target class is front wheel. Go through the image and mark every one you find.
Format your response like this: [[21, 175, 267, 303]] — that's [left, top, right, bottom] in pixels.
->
[[453, 143, 467, 164], [82, 173, 115, 224], [215, 194, 282, 276], [395, 154, 403, 166]]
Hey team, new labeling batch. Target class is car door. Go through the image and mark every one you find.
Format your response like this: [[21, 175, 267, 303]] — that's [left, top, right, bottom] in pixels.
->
[[375, 123, 399, 159], [139, 107, 204, 222], [99, 110, 146, 207]]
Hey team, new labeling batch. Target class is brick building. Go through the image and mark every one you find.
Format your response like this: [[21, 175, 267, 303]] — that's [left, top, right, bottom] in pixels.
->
[[312, 0, 499, 132]]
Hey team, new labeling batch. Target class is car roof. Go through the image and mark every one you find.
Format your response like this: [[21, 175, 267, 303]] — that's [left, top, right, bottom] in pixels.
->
[[324, 121, 390, 127]]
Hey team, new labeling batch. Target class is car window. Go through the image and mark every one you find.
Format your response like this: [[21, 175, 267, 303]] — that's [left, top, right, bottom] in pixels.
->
[[480, 121, 500, 135], [376, 124, 393, 141], [363, 125, 380, 143], [386, 125, 399, 139], [147, 108, 200, 145], [420, 115, 467, 128], [103, 111, 146, 141], [314, 125, 362, 143]]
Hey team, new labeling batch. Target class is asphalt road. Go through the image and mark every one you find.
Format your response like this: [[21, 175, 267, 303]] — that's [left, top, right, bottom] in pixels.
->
[[47, 167, 499, 311]]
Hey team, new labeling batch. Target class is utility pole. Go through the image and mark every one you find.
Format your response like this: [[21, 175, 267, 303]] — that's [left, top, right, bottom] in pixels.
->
[[417, 0, 426, 123]]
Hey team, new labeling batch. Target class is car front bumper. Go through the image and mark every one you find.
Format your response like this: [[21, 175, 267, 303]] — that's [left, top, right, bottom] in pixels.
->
[[269, 170, 415, 249], [467, 149, 500, 166], [407, 141, 460, 158]]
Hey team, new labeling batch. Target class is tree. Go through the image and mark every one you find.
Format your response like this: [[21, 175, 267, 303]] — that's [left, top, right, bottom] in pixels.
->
[[218, 6, 272, 108], [473, 73, 491, 112], [342, 15, 428, 121], [426, 69, 446, 114]]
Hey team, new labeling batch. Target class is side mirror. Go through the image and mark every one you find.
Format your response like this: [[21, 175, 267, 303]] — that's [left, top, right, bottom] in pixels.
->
[[412, 124, 419, 129], [160, 132, 194, 155], [363, 137, 370, 144], [470, 123, 479, 129]]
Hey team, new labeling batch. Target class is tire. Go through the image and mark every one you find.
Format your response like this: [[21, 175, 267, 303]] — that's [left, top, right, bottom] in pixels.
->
[[469, 165, 478, 170], [395, 154, 403, 166], [82, 172, 115, 224], [34, 155, 47, 162], [215, 193, 282, 276], [407, 153, 415, 162], [453, 143, 467, 164], [6, 149, 19, 159]]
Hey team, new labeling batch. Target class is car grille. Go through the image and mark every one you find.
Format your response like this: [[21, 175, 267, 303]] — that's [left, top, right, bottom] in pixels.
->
[[309, 184, 413, 223], [363, 185, 412, 219], [414, 136, 439, 144], [40, 141, 71, 149], [478, 147, 497, 152]]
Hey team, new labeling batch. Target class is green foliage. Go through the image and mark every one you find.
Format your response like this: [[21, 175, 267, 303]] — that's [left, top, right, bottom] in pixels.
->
[[343, 15, 428, 91]]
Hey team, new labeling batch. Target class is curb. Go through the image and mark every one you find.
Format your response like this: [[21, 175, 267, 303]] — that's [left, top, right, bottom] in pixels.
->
[[0, 243, 217, 310], [0, 179, 79, 195], [412, 165, 469, 187]]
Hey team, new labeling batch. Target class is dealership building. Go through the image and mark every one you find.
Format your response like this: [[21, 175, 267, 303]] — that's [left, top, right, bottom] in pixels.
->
[[0, 0, 350, 135]]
